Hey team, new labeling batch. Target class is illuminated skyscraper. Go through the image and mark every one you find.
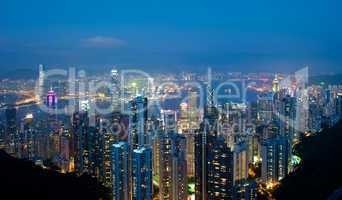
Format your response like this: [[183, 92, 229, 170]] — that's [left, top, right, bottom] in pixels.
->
[[171, 134, 187, 200], [158, 110, 187, 200], [37, 64, 45, 104], [159, 110, 176, 200], [261, 136, 289, 184], [272, 74, 280, 93], [5, 106, 18, 155], [0, 123, 5, 149], [195, 75, 234, 200], [128, 95, 148, 149], [111, 69, 121, 113], [72, 111, 90, 174], [132, 147, 153, 200], [20, 114, 35, 160], [337, 93, 342, 119], [257, 93, 274, 125], [112, 141, 129, 200], [233, 142, 249, 184], [46, 89, 58, 131]]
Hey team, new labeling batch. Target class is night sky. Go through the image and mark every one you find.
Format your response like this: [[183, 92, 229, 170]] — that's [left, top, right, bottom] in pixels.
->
[[0, 0, 341, 74]]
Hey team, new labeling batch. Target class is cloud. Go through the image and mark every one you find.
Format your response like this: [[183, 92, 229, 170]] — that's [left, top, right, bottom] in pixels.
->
[[81, 36, 126, 48]]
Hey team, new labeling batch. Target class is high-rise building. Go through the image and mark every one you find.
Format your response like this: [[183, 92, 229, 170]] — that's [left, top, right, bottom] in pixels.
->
[[0, 122, 5, 149], [20, 113, 35, 160], [128, 95, 148, 149], [158, 109, 188, 200], [257, 93, 274, 125], [132, 147, 153, 200], [272, 74, 280, 93], [72, 111, 90, 174], [111, 69, 121, 113], [233, 142, 249, 184], [336, 93, 342, 119], [171, 134, 187, 200], [234, 180, 257, 200], [195, 79, 234, 200], [261, 136, 290, 184], [37, 64, 45, 104], [5, 106, 18, 155], [112, 141, 129, 200], [46, 89, 59, 131]]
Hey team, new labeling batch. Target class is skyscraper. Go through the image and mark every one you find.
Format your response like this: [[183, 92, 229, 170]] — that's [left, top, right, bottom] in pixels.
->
[[111, 69, 121, 113], [233, 142, 249, 184], [132, 147, 153, 200], [261, 136, 290, 184], [72, 111, 90, 174], [128, 95, 148, 149], [37, 64, 45, 104], [195, 77, 234, 200], [171, 134, 187, 200], [5, 106, 17, 155], [257, 93, 274, 125], [112, 141, 129, 200], [158, 110, 187, 200]]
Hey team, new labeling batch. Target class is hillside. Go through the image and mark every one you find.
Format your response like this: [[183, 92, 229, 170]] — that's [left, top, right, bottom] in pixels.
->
[[274, 120, 342, 200], [0, 150, 111, 200]]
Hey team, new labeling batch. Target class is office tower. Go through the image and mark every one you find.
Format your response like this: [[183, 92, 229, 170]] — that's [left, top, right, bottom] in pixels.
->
[[195, 79, 234, 200], [178, 102, 190, 132], [159, 111, 175, 200], [59, 129, 71, 173], [308, 98, 322, 133], [158, 112, 188, 200], [188, 91, 200, 130], [46, 89, 58, 131], [20, 113, 35, 160], [37, 64, 45, 104], [171, 134, 187, 200], [72, 111, 90, 174], [277, 94, 297, 144], [128, 95, 148, 149], [261, 136, 290, 184], [132, 147, 153, 200], [111, 69, 121, 112], [233, 142, 249, 184], [234, 180, 257, 200], [257, 93, 274, 125], [5, 106, 18, 155], [102, 124, 114, 187], [185, 133, 195, 177], [112, 141, 129, 200], [0, 123, 5, 149], [336, 93, 342, 119], [272, 74, 280, 93], [177, 92, 199, 177], [47, 89, 58, 107], [111, 69, 122, 148]]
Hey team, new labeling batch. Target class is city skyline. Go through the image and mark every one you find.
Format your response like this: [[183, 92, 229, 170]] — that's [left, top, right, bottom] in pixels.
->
[[1, 1, 342, 200]]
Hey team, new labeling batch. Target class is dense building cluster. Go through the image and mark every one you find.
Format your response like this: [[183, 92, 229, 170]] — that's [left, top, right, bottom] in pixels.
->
[[1, 65, 342, 200]]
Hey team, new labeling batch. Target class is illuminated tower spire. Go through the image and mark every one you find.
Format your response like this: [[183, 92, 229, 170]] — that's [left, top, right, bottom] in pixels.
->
[[272, 74, 280, 93]]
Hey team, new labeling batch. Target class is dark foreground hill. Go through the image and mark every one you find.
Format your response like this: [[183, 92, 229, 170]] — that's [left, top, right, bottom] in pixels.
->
[[0, 150, 111, 200], [274, 120, 342, 200]]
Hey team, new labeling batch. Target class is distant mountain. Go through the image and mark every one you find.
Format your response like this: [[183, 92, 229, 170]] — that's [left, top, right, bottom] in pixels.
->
[[273, 120, 342, 200], [0, 68, 37, 79], [309, 74, 342, 86], [0, 150, 111, 200]]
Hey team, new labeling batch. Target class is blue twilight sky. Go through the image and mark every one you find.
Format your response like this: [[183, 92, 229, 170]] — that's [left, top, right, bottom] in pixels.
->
[[0, 0, 341, 74]]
